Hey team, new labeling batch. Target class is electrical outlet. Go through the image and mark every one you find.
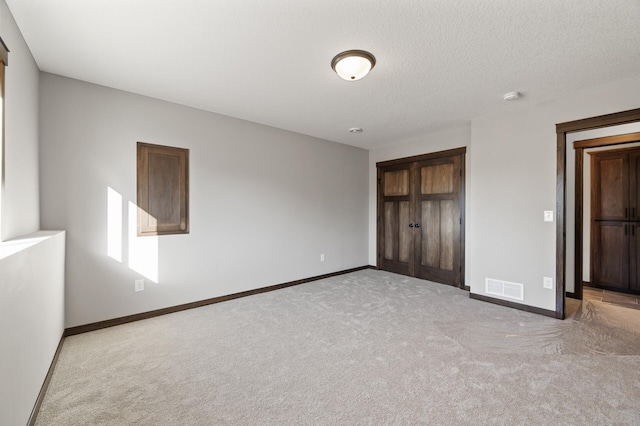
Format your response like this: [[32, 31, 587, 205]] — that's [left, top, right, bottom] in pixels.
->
[[543, 277, 553, 289], [135, 279, 144, 292], [320, 253, 325, 262]]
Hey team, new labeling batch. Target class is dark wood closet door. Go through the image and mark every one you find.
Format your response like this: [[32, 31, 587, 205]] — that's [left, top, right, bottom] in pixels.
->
[[378, 165, 413, 276], [377, 148, 465, 288], [414, 156, 462, 286]]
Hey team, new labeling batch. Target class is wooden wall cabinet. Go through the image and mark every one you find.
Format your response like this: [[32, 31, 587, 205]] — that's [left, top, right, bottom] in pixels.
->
[[137, 142, 189, 236], [377, 148, 465, 288]]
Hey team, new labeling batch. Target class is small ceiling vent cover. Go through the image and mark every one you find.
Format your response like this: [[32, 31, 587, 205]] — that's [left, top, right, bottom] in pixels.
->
[[485, 278, 524, 301]]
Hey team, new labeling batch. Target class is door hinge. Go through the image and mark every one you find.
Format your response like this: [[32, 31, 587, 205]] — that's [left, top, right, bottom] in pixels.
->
[[459, 218, 462, 224], [459, 266, 462, 272]]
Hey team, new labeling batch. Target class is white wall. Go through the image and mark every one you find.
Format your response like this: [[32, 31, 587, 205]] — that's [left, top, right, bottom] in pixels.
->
[[367, 125, 471, 269], [0, 0, 39, 240], [0, 4, 65, 426], [0, 231, 65, 426], [39, 73, 369, 328], [469, 75, 640, 311]]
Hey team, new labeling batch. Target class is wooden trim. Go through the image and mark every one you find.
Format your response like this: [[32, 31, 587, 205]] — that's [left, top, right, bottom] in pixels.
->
[[566, 291, 578, 299], [556, 108, 640, 320], [28, 335, 65, 426], [556, 132, 567, 319], [470, 293, 557, 318], [557, 108, 640, 134], [0, 36, 9, 66], [460, 152, 466, 288], [574, 147, 584, 301], [376, 147, 466, 168], [64, 266, 370, 336], [574, 132, 640, 149], [376, 167, 383, 268]]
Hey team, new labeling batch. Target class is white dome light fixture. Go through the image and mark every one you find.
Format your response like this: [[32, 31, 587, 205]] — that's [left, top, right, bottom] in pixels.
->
[[331, 50, 376, 81]]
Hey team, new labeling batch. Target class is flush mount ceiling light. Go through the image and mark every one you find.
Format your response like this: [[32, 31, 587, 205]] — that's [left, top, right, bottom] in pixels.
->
[[331, 50, 376, 81], [349, 127, 363, 134]]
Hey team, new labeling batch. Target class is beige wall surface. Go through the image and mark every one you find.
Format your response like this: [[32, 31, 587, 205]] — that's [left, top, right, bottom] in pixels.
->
[[39, 73, 369, 328], [1, 0, 40, 241], [469, 76, 640, 311]]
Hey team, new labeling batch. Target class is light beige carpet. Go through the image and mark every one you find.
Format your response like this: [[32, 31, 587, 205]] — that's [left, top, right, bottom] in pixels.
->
[[35, 270, 640, 425]]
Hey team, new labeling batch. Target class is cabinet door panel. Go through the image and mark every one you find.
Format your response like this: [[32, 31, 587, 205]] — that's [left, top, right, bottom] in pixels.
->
[[591, 153, 629, 221], [591, 221, 629, 290]]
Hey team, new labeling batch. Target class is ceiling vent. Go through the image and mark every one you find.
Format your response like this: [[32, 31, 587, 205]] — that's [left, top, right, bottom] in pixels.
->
[[485, 278, 524, 301]]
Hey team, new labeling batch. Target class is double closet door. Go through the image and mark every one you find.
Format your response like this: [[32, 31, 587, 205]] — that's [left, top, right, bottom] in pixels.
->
[[377, 148, 465, 288], [591, 147, 640, 294]]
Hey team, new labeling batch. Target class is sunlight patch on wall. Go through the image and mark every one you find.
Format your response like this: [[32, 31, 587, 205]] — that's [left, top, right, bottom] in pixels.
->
[[107, 187, 123, 262], [128, 201, 159, 283]]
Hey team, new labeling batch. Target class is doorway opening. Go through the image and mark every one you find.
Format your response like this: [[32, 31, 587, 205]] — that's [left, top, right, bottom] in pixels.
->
[[556, 108, 640, 319]]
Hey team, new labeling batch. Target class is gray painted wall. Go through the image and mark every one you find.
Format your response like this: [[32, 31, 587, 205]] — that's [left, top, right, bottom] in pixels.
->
[[368, 76, 640, 312], [39, 73, 369, 328], [0, 232, 65, 426], [0, 3, 65, 425], [1, 0, 39, 240], [469, 76, 640, 311]]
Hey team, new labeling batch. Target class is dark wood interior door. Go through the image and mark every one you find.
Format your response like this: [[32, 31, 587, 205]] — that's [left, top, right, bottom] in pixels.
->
[[414, 156, 462, 286], [378, 164, 413, 276], [590, 148, 640, 294], [377, 148, 465, 288]]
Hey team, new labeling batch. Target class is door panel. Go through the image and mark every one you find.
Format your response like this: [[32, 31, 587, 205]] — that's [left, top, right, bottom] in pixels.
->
[[421, 164, 454, 194], [398, 201, 411, 263], [592, 153, 628, 221], [415, 156, 461, 286], [383, 202, 396, 261], [384, 170, 410, 196], [439, 200, 454, 271], [378, 165, 412, 276], [421, 201, 440, 268], [630, 223, 640, 291], [592, 221, 628, 291]]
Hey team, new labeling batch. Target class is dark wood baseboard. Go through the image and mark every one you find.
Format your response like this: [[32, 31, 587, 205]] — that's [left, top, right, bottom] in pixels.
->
[[566, 291, 578, 299], [470, 293, 558, 319], [65, 266, 371, 336], [582, 281, 592, 288], [28, 335, 65, 426]]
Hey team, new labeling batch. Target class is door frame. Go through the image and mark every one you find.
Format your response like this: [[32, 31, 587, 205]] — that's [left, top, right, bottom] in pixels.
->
[[556, 108, 640, 319], [376, 147, 467, 289], [572, 134, 640, 300]]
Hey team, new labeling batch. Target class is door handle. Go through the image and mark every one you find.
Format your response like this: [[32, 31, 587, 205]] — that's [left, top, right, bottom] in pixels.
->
[[414, 223, 421, 228], [409, 223, 414, 228]]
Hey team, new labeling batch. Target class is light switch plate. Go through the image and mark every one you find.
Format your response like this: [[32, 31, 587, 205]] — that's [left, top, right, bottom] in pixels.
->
[[543, 277, 553, 289], [544, 211, 554, 222], [135, 279, 144, 292]]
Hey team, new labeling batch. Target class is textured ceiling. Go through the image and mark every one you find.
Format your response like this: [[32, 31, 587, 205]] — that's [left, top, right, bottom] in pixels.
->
[[5, 0, 640, 148]]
